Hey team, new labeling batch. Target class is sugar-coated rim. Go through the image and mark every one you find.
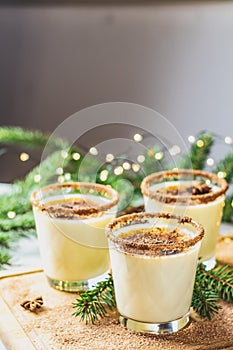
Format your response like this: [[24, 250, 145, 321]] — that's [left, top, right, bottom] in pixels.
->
[[106, 212, 204, 255], [141, 169, 228, 204], [31, 182, 119, 216]]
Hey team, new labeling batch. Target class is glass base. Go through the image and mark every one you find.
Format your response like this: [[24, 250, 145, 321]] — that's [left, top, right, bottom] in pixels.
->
[[119, 312, 190, 334], [202, 256, 216, 270], [47, 270, 109, 292]]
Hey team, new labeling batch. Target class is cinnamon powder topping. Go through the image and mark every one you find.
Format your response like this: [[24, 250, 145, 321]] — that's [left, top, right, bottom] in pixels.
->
[[31, 182, 119, 219], [157, 183, 212, 197], [41, 197, 100, 219], [141, 169, 228, 205], [106, 212, 204, 256], [119, 227, 189, 255]]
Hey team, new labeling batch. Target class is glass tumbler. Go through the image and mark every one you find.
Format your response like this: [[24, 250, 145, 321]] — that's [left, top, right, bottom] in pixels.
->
[[141, 169, 228, 269], [31, 182, 119, 292], [106, 212, 204, 334]]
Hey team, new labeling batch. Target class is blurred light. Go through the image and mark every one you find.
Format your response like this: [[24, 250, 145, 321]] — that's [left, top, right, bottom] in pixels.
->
[[196, 140, 204, 148], [64, 173, 71, 181], [169, 145, 181, 156], [61, 150, 68, 159], [188, 135, 196, 143], [132, 163, 140, 172], [137, 155, 145, 163], [231, 200, 233, 208], [100, 170, 109, 181], [106, 153, 114, 162], [206, 158, 214, 166], [19, 152, 29, 162], [123, 162, 131, 170], [155, 152, 164, 160], [133, 133, 143, 142], [56, 167, 63, 175], [7, 211, 16, 219], [58, 175, 65, 183], [89, 147, 98, 156], [34, 174, 41, 183], [72, 152, 80, 160], [114, 166, 123, 175], [217, 171, 226, 179], [225, 136, 233, 145], [205, 179, 211, 186]]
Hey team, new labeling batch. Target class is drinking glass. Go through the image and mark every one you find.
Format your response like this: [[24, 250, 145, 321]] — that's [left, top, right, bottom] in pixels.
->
[[141, 169, 228, 269], [31, 182, 119, 292], [106, 212, 204, 334]]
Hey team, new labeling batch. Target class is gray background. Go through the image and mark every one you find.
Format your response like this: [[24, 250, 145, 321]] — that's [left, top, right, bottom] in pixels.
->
[[0, 1, 233, 180]]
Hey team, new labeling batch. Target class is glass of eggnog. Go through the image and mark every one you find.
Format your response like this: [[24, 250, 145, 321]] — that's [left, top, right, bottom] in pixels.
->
[[141, 170, 228, 270], [31, 182, 119, 292], [106, 212, 204, 334]]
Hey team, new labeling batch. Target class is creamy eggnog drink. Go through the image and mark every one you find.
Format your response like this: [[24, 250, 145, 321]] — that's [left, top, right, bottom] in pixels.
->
[[106, 212, 204, 334], [141, 170, 228, 269], [31, 182, 119, 292]]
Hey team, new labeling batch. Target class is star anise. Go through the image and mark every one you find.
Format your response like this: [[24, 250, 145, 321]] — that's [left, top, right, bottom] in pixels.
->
[[20, 296, 43, 313]]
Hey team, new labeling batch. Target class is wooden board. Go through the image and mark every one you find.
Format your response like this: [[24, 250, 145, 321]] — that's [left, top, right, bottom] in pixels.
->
[[0, 238, 233, 350]]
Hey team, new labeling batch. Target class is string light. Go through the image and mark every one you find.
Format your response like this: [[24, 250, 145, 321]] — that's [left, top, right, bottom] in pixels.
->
[[205, 179, 211, 186], [196, 140, 204, 148], [72, 152, 80, 160], [133, 133, 143, 142], [132, 163, 140, 172], [123, 162, 131, 170], [169, 145, 181, 156], [58, 175, 65, 183], [19, 152, 30, 162], [106, 153, 114, 162], [114, 166, 123, 175], [137, 155, 145, 163], [100, 170, 109, 181], [225, 136, 233, 145], [64, 173, 71, 181], [155, 152, 164, 160], [56, 167, 63, 175], [217, 171, 226, 179], [188, 135, 196, 144], [89, 147, 98, 156], [34, 174, 41, 183], [231, 200, 233, 208], [61, 150, 68, 159], [7, 211, 16, 219], [206, 158, 214, 166]]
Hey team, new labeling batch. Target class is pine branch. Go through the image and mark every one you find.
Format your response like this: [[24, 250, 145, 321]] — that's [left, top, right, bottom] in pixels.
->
[[215, 153, 233, 183], [180, 132, 214, 170], [0, 150, 71, 218], [222, 195, 233, 223], [73, 263, 233, 324], [0, 212, 35, 231], [0, 232, 14, 249], [72, 274, 116, 324], [0, 251, 11, 266], [0, 126, 66, 150], [191, 284, 220, 320], [199, 264, 233, 302], [142, 146, 168, 175], [191, 264, 221, 320]]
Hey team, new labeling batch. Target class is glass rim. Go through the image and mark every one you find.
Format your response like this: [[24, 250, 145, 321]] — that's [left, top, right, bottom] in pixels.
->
[[31, 182, 119, 216], [106, 212, 204, 256], [141, 169, 228, 204]]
